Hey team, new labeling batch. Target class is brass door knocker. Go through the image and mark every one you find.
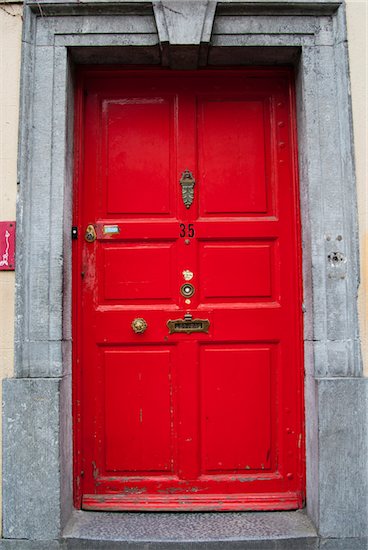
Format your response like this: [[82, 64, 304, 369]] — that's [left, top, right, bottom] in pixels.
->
[[180, 169, 195, 209]]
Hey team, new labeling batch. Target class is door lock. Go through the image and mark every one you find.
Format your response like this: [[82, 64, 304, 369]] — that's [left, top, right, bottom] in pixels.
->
[[85, 224, 97, 243]]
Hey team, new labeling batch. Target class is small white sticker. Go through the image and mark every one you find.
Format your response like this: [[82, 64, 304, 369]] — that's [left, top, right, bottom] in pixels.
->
[[103, 225, 120, 235], [182, 269, 194, 281]]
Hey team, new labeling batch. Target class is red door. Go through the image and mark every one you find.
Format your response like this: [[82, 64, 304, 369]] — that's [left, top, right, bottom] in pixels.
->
[[73, 69, 305, 511]]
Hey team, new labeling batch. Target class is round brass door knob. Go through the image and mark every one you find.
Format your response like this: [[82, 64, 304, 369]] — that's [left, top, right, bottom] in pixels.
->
[[131, 318, 147, 334]]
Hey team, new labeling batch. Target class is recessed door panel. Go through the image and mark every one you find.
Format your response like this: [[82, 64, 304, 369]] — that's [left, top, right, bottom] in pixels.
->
[[104, 99, 173, 215], [74, 70, 304, 512], [200, 242, 274, 300], [200, 346, 272, 473], [104, 349, 174, 472], [199, 99, 269, 215], [103, 243, 175, 302]]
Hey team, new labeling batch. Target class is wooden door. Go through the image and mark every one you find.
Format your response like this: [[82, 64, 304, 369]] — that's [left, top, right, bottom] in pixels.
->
[[73, 69, 305, 511]]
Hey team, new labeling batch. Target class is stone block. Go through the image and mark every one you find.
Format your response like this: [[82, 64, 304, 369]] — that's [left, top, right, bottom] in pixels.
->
[[63, 510, 317, 549], [0, 541, 60, 549], [36, 15, 157, 46], [64, 541, 318, 550], [317, 378, 368, 537], [60, 374, 73, 532], [320, 538, 368, 550], [305, 374, 319, 529], [2, 378, 62, 540], [18, 340, 64, 378], [160, 1, 209, 45]]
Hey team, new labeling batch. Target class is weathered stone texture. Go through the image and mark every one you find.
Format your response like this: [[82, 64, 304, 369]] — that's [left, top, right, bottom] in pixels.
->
[[2, 379, 62, 540], [317, 378, 368, 538]]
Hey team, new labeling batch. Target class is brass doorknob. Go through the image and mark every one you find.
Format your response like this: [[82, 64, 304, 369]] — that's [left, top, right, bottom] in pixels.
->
[[131, 318, 147, 334]]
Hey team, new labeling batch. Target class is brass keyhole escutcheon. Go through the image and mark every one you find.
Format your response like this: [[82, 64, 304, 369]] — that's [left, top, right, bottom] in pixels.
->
[[180, 283, 195, 298], [85, 224, 97, 243], [131, 318, 148, 334]]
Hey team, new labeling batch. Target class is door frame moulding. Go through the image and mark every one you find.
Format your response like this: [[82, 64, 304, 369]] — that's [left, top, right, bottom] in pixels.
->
[[2, 0, 367, 545]]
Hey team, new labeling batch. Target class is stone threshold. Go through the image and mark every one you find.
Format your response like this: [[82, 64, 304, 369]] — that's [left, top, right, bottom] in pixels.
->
[[62, 509, 318, 548], [1, 512, 366, 549]]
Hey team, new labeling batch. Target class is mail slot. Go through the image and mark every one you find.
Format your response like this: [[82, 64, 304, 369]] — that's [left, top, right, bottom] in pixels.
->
[[167, 315, 210, 334]]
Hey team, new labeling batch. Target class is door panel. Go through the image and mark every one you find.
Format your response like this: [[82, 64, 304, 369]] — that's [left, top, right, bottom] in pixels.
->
[[74, 69, 304, 511], [199, 98, 269, 215], [103, 243, 175, 302], [105, 98, 173, 215], [200, 346, 272, 473], [200, 242, 274, 300], [104, 349, 174, 472]]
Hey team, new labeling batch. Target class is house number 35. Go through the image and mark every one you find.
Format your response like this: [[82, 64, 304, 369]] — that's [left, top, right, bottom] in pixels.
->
[[179, 224, 195, 238]]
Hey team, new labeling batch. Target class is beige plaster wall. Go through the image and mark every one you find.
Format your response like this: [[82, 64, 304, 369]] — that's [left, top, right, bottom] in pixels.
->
[[346, 0, 368, 376], [0, 1, 22, 374], [0, 1, 22, 365], [0, 0, 23, 529]]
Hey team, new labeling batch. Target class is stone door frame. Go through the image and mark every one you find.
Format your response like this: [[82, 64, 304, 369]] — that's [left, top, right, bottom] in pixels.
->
[[2, 0, 367, 545]]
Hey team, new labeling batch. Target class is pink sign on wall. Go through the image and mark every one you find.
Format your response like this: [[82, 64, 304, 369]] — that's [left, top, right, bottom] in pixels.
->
[[0, 222, 15, 271]]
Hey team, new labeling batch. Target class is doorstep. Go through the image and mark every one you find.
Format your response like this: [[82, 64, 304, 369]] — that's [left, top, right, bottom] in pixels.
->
[[62, 509, 318, 549]]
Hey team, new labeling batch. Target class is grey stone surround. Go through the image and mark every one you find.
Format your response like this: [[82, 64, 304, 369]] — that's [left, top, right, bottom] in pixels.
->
[[2, 0, 367, 548]]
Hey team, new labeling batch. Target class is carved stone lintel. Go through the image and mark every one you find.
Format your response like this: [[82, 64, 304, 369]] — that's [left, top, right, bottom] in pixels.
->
[[153, 1, 217, 68]]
